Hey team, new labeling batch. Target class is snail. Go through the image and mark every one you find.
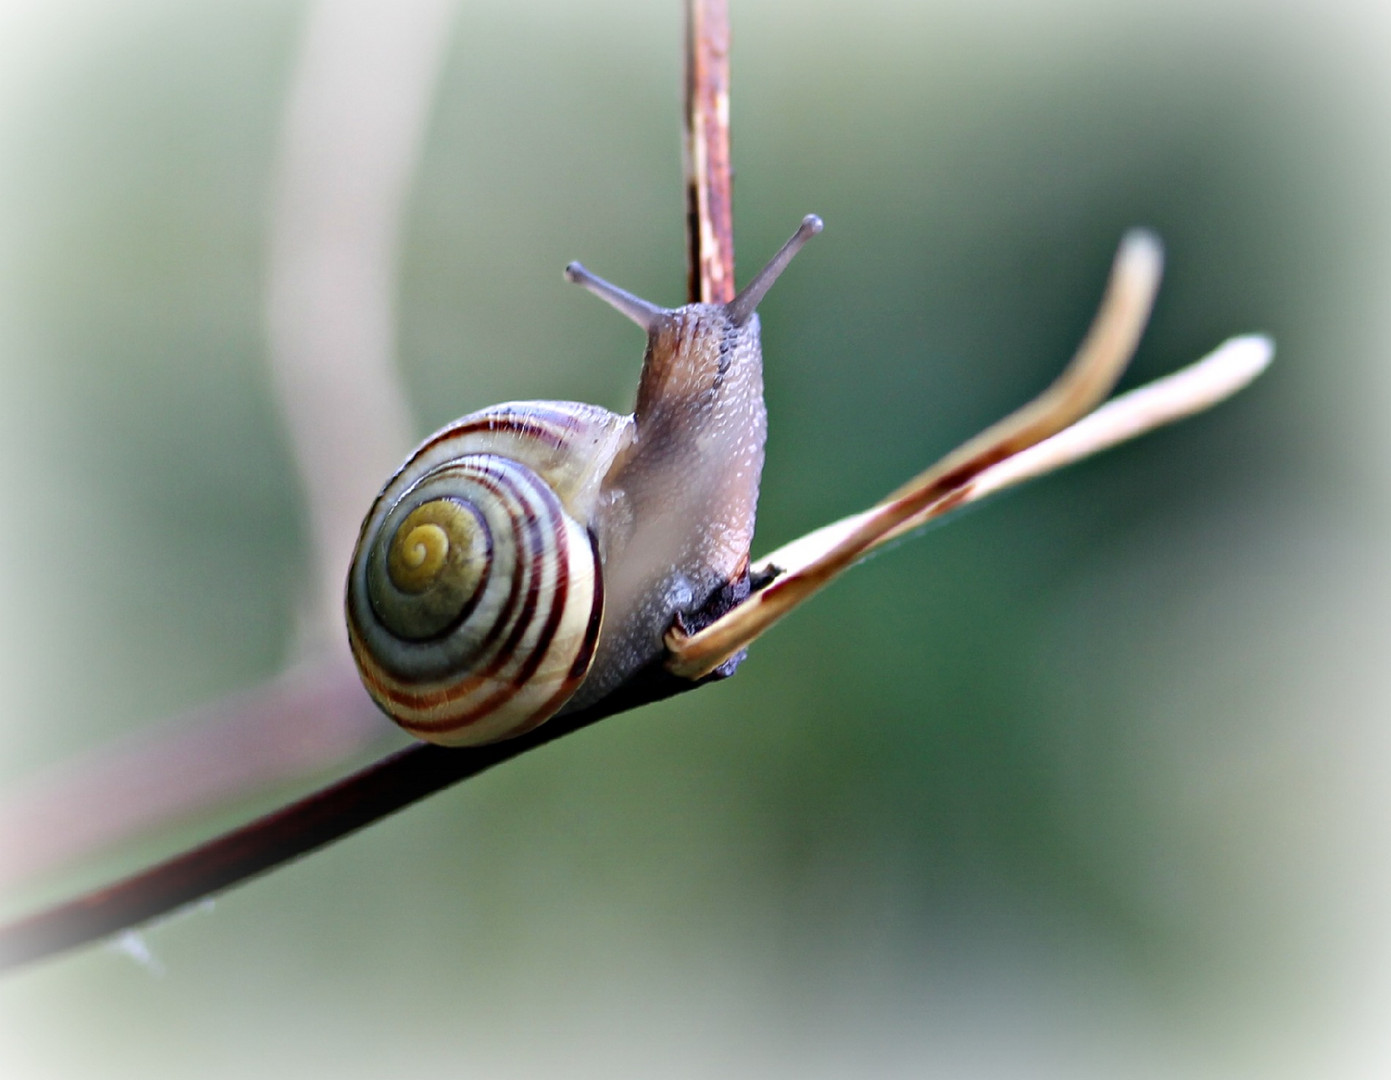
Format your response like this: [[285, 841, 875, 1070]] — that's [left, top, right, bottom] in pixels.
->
[[346, 215, 824, 746], [348, 218, 1274, 749]]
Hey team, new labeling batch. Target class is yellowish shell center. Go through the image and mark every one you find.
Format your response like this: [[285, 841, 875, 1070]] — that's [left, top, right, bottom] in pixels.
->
[[392, 522, 449, 588], [386, 500, 481, 596]]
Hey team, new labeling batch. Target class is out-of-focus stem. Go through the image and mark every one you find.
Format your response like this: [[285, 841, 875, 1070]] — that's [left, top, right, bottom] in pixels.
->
[[0, 0, 458, 894], [0, 656, 392, 893], [266, 0, 455, 649]]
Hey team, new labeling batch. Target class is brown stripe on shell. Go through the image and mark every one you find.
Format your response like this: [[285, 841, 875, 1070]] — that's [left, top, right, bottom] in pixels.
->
[[506, 506, 569, 687], [412, 407, 580, 462], [362, 406, 586, 524], [416, 529, 603, 743], [348, 464, 537, 707], [435, 463, 532, 665], [348, 418, 613, 745], [438, 524, 603, 733], [363, 496, 495, 646], [493, 533, 607, 740], [478, 464, 551, 679], [492, 529, 604, 735]]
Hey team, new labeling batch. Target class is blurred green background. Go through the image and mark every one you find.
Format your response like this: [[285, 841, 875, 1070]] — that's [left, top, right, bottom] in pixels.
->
[[2, 1, 1388, 1077]]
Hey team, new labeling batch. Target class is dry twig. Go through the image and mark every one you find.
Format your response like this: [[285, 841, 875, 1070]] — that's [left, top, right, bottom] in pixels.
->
[[685, 0, 735, 303]]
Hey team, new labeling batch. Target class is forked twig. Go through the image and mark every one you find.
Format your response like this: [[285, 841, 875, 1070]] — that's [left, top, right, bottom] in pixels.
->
[[665, 232, 1270, 679], [669, 329, 1271, 679], [669, 229, 1160, 676]]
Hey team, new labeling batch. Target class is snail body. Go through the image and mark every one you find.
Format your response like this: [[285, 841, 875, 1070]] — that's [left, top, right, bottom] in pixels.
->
[[347, 216, 823, 746]]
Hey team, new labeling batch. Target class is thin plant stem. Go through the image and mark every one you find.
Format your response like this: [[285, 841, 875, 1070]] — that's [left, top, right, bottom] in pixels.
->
[[685, 0, 735, 303]]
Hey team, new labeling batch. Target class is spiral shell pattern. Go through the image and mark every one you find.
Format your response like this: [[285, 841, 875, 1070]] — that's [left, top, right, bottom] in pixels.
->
[[347, 446, 605, 747]]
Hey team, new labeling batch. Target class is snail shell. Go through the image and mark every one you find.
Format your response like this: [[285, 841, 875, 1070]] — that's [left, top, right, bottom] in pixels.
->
[[346, 403, 633, 746]]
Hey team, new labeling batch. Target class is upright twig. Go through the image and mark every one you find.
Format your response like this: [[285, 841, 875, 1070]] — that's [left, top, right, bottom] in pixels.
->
[[685, 0, 735, 303]]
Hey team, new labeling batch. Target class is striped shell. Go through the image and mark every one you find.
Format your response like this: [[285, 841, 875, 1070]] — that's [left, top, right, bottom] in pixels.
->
[[346, 402, 634, 746]]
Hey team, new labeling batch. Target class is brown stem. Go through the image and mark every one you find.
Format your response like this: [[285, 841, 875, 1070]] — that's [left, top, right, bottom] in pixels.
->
[[0, 656, 389, 893], [0, 661, 720, 973], [685, 0, 735, 303]]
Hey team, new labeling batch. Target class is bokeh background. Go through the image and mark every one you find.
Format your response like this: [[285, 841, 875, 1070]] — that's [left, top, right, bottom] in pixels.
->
[[1, 1, 1389, 1077]]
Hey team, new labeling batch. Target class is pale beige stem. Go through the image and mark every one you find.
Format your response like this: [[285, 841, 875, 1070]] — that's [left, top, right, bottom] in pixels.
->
[[754, 332, 1272, 576], [878, 230, 1162, 506], [904, 333, 1272, 522], [266, 0, 456, 651]]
